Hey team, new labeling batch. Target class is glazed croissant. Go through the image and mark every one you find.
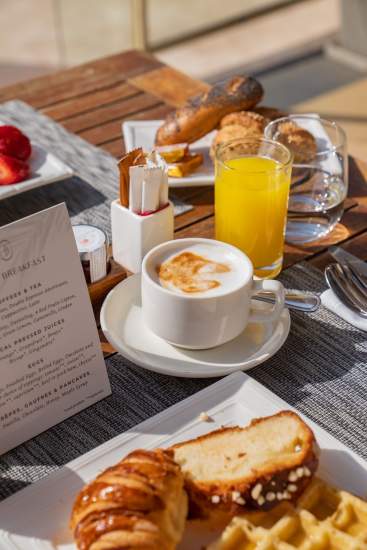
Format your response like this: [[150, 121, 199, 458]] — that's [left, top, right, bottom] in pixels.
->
[[70, 449, 188, 550]]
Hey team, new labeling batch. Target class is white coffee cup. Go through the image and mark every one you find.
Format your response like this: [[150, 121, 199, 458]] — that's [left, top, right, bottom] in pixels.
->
[[141, 238, 285, 349]]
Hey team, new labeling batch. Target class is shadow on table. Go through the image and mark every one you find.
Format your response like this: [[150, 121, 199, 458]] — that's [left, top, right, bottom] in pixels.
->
[[0, 467, 84, 544], [0, 478, 29, 501], [0, 176, 106, 227], [252, 311, 367, 441]]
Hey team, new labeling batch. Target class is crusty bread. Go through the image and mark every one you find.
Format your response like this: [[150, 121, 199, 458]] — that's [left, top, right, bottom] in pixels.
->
[[171, 411, 318, 521], [70, 449, 188, 550], [155, 75, 263, 146]]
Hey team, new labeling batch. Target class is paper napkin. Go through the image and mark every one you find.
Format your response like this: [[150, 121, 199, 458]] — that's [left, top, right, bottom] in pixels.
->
[[321, 289, 367, 331]]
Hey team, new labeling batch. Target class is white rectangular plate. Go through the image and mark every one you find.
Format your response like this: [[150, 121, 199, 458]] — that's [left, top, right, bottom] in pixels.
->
[[122, 120, 215, 188], [0, 122, 74, 200], [0, 371, 366, 549]]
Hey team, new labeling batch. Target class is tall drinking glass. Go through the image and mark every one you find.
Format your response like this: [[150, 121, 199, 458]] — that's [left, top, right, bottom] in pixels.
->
[[215, 137, 292, 279], [265, 115, 348, 244]]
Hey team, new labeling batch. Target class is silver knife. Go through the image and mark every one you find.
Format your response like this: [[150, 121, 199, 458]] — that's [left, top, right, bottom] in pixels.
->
[[329, 246, 367, 277]]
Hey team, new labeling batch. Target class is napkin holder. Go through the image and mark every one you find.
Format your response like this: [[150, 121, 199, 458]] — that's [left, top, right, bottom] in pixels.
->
[[111, 199, 174, 273]]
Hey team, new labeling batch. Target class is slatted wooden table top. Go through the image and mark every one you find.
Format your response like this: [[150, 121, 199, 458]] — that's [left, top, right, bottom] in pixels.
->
[[1, 49, 367, 303]]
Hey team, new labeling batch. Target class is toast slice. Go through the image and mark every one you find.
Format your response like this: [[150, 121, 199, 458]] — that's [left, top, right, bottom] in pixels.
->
[[167, 153, 203, 177], [155, 143, 189, 163], [171, 411, 319, 520]]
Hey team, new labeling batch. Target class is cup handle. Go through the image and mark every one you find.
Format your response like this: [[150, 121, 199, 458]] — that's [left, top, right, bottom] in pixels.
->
[[248, 279, 285, 323]]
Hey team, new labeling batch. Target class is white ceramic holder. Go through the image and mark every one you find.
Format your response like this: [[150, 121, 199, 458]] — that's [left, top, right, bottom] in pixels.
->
[[111, 199, 174, 273]]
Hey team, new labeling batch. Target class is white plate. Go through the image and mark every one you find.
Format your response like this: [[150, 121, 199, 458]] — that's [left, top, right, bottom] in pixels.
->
[[0, 123, 74, 200], [0, 371, 366, 550], [122, 120, 215, 188], [100, 274, 290, 378]]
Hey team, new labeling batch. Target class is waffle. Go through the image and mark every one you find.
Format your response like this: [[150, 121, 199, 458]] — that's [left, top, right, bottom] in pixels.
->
[[207, 478, 367, 549]]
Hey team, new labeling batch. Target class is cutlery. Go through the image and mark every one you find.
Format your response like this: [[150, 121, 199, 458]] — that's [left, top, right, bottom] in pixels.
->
[[253, 290, 320, 313], [334, 262, 367, 306], [325, 263, 367, 317], [329, 245, 367, 301], [329, 246, 367, 277], [337, 261, 367, 299]]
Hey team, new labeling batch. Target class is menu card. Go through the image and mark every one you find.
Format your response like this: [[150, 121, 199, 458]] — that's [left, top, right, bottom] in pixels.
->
[[0, 204, 111, 454]]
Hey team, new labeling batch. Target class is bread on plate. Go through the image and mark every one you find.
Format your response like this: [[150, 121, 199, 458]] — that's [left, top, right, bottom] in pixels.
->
[[70, 448, 188, 550], [155, 75, 263, 146], [171, 411, 319, 521]]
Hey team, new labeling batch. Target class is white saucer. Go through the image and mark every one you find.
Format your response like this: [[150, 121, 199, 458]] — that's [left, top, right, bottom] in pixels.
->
[[100, 275, 290, 378]]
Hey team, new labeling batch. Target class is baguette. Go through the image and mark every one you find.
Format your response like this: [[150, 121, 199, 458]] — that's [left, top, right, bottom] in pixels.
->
[[171, 411, 318, 521], [155, 75, 263, 146], [70, 449, 188, 550]]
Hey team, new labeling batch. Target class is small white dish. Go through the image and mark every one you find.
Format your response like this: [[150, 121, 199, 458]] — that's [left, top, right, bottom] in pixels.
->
[[0, 126, 74, 201], [0, 371, 366, 550], [122, 120, 215, 188], [100, 274, 290, 378]]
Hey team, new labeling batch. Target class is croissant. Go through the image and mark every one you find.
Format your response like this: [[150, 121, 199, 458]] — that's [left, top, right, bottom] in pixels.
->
[[70, 449, 188, 550]]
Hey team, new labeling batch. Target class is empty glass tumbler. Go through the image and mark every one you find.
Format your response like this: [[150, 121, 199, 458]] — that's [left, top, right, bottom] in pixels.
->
[[265, 115, 348, 244]]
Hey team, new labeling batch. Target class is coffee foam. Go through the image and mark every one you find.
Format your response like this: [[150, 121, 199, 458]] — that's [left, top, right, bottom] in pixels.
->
[[156, 243, 248, 296]]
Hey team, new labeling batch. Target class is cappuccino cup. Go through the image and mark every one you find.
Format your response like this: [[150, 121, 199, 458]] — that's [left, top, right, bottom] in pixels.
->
[[141, 238, 285, 349]]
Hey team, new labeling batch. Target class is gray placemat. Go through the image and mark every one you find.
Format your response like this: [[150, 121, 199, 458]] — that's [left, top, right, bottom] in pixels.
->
[[1, 261, 366, 501], [0, 100, 192, 233]]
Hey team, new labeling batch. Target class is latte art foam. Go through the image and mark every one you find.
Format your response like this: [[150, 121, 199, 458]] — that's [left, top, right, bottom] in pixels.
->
[[156, 244, 247, 295]]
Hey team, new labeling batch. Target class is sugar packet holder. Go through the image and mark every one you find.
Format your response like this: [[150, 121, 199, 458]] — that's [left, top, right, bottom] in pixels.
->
[[111, 149, 174, 273]]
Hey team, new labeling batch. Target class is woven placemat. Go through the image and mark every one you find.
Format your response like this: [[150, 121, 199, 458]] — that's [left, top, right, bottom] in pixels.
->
[[1, 261, 366, 501], [0, 100, 192, 234]]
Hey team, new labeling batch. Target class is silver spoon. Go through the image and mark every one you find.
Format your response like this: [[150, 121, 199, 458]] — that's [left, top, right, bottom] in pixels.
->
[[253, 290, 320, 313], [325, 264, 367, 317]]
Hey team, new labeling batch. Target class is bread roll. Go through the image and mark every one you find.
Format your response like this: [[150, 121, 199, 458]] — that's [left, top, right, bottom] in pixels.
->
[[219, 111, 266, 132], [210, 111, 266, 159], [70, 449, 188, 550], [155, 75, 263, 146], [274, 121, 317, 163]]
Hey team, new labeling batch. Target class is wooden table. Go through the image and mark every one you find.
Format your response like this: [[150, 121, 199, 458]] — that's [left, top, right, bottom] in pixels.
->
[[1, 49, 367, 354]]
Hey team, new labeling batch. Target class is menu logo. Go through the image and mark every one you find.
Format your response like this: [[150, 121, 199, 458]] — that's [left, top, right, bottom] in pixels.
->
[[0, 240, 13, 261]]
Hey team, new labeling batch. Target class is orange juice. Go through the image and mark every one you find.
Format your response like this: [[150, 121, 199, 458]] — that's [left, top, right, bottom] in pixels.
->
[[215, 156, 291, 278]]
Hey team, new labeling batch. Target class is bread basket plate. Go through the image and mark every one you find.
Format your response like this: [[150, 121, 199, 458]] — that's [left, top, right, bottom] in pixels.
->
[[100, 274, 291, 378], [122, 120, 215, 187], [0, 121, 74, 200], [0, 371, 366, 549]]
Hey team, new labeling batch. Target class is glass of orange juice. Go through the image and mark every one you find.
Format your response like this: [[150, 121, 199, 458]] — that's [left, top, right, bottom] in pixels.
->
[[215, 137, 292, 278]]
